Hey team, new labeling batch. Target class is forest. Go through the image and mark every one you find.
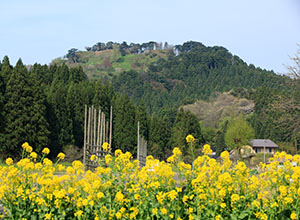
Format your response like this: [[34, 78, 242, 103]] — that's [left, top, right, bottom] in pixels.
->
[[0, 41, 299, 161]]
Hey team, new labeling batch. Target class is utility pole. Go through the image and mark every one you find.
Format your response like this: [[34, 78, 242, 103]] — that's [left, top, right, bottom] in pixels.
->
[[264, 139, 266, 163], [137, 121, 140, 160]]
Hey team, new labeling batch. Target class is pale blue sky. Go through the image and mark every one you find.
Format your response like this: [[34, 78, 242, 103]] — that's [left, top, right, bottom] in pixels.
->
[[0, 0, 299, 74]]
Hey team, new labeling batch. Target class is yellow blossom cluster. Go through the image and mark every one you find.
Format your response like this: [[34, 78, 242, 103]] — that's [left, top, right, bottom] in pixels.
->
[[1, 142, 300, 219]]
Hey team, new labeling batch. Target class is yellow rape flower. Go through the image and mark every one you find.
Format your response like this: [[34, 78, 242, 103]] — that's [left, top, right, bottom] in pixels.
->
[[44, 213, 51, 220], [30, 152, 37, 159], [105, 154, 112, 164], [291, 212, 297, 220], [173, 147, 182, 156], [22, 142, 29, 149], [57, 152, 65, 160], [42, 147, 50, 155], [152, 208, 158, 215], [116, 212, 122, 219], [215, 215, 221, 220], [102, 142, 110, 152], [5, 158, 13, 165], [115, 191, 124, 203], [75, 210, 83, 217], [26, 145, 33, 153], [202, 144, 212, 155], [231, 194, 240, 203], [160, 208, 167, 215], [97, 192, 104, 199], [115, 149, 122, 156], [90, 155, 97, 161], [186, 134, 195, 143]]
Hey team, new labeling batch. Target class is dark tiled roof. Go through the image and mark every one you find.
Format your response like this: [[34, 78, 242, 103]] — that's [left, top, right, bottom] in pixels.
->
[[249, 139, 278, 148]]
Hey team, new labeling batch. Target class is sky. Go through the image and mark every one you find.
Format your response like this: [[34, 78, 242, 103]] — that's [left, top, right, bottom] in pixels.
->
[[0, 0, 299, 74]]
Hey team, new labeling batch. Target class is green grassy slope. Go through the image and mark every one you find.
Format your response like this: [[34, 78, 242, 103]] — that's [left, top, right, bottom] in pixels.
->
[[51, 49, 169, 79]]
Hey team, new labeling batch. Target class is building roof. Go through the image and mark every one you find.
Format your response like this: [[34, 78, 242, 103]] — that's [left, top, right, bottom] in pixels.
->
[[249, 139, 278, 148]]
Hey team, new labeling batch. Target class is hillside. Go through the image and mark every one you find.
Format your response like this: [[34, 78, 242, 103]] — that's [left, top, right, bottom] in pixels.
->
[[182, 92, 255, 128], [52, 43, 169, 80], [58, 41, 290, 114]]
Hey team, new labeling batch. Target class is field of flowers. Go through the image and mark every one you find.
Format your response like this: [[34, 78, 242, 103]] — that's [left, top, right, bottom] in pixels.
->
[[0, 138, 300, 220]]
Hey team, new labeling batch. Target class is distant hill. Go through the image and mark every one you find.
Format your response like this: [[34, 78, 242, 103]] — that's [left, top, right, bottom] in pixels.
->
[[56, 41, 290, 113], [52, 42, 170, 80]]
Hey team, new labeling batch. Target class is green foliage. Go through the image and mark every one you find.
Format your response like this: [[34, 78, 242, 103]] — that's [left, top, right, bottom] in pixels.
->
[[215, 120, 229, 155], [225, 116, 255, 151], [1, 59, 49, 156], [148, 114, 171, 160], [112, 95, 137, 154], [170, 109, 204, 162]]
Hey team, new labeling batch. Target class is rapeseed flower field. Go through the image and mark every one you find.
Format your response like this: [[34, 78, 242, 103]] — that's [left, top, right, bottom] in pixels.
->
[[0, 138, 300, 219]]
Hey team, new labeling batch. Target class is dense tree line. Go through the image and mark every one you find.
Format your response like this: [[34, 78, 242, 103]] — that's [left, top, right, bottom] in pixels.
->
[[85, 41, 172, 55], [0, 41, 298, 160], [0, 56, 205, 160]]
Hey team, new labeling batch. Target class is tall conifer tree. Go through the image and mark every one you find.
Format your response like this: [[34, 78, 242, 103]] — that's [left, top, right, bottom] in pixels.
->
[[2, 59, 49, 155]]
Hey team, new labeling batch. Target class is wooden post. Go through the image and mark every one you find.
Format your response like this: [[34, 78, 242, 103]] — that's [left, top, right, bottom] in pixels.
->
[[94, 108, 97, 147], [83, 105, 87, 165], [109, 106, 112, 149], [137, 121, 140, 160]]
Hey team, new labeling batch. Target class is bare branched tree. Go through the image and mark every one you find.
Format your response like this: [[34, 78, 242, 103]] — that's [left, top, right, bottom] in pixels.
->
[[272, 45, 300, 151], [286, 44, 300, 80]]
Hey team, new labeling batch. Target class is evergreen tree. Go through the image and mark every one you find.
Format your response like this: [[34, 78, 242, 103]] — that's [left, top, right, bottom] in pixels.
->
[[1, 56, 12, 85], [215, 120, 228, 156], [136, 102, 149, 140], [170, 109, 204, 162], [66, 82, 89, 147], [2, 59, 49, 156], [149, 114, 171, 160], [28, 72, 50, 151], [92, 81, 114, 117], [112, 94, 137, 154], [47, 80, 73, 154]]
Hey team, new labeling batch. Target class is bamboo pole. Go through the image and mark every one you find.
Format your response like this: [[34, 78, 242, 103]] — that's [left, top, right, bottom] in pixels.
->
[[90, 105, 93, 150], [106, 121, 109, 143], [103, 115, 106, 143], [100, 112, 103, 152], [97, 108, 101, 152]]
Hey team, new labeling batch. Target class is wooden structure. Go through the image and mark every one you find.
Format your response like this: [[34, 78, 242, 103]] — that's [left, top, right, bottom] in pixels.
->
[[83, 105, 112, 169], [249, 139, 278, 154], [137, 121, 147, 166]]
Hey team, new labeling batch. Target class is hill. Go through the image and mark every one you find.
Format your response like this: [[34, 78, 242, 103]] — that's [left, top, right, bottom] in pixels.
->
[[58, 41, 290, 114], [52, 42, 169, 80]]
